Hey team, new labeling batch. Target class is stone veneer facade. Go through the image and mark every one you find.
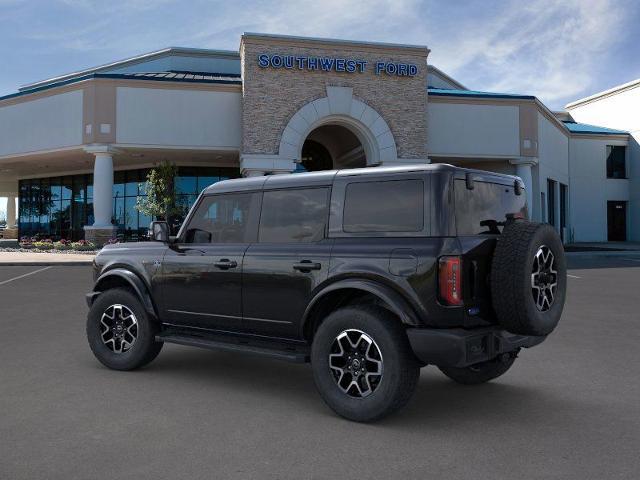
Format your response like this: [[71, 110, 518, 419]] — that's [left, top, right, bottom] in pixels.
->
[[240, 34, 429, 169]]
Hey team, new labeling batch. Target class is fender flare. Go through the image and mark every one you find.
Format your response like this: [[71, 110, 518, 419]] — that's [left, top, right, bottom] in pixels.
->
[[301, 278, 421, 337], [91, 268, 157, 318]]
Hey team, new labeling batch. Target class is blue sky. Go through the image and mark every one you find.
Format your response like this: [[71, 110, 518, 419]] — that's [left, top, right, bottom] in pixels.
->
[[1, 0, 639, 108], [1, 0, 639, 216]]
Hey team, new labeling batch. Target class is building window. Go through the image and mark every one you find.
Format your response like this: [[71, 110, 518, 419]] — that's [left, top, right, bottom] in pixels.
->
[[560, 183, 568, 241], [18, 166, 240, 241], [547, 179, 556, 227], [606, 145, 626, 179]]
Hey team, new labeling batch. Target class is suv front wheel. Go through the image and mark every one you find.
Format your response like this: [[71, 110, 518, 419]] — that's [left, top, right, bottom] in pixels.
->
[[311, 306, 420, 422], [87, 288, 163, 371]]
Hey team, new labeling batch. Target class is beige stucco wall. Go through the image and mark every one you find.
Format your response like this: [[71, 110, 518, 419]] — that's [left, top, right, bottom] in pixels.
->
[[240, 35, 429, 160], [0, 90, 83, 157]]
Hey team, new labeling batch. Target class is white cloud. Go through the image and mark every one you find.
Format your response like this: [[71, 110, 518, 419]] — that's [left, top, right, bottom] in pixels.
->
[[3, 0, 634, 109], [426, 0, 628, 107]]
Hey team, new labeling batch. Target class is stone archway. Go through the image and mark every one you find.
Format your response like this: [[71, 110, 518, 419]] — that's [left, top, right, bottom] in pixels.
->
[[278, 86, 398, 169]]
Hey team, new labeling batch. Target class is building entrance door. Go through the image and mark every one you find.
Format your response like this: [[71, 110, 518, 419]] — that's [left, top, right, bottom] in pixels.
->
[[607, 201, 627, 241]]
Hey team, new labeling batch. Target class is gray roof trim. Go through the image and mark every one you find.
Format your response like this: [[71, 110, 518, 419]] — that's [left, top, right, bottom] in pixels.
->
[[427, 65, 467, 90], [19, 47, 240, 92]]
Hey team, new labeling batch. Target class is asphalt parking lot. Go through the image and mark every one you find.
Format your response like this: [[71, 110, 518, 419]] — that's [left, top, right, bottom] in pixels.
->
[[1, 255, 639, 479]]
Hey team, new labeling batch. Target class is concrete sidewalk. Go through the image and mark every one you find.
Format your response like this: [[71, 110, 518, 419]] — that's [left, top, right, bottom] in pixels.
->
[[0, 251, 95, 266]]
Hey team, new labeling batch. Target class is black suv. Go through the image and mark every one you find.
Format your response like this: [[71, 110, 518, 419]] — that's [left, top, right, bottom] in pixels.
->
[[86, 164, 566, 422]]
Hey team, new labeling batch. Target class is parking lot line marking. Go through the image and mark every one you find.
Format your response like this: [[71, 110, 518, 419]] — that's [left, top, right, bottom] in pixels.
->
[[0, 266, 52, 286], [567, 274, 581, 279]]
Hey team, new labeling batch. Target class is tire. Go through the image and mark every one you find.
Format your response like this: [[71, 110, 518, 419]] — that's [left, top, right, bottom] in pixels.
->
[[87, 288, 163, 371], [491, 221, 567, 336], [311, 305, 420, 422], [439, 353, 517, 385]]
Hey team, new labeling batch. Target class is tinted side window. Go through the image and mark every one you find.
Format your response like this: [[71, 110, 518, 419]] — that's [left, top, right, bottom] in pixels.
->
[[184, 193, 258, 243], [454, 180, 527, 235], [343, 180, 424, 233], [259, 188, 329, 243]]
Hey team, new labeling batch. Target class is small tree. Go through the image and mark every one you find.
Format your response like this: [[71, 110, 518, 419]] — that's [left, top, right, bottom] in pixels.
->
[[136, 161, 181, 228]]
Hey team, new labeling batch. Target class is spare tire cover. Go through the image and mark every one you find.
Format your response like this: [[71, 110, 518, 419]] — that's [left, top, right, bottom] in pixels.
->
[[490, 221, 567, 336]]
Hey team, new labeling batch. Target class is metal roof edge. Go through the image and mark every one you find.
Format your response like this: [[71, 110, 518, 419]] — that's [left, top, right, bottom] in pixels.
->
[[565, 78, 640, 109], [1, 72, 242, 104], [19, 47, 240, 92]]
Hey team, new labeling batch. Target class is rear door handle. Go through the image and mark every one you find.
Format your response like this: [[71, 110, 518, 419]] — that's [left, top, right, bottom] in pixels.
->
[[293, 261, 321, 272], [213, 259, 238, 269]]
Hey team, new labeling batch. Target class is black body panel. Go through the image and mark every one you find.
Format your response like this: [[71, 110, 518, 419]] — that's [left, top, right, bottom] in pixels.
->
[[88, 164, 543, 365]]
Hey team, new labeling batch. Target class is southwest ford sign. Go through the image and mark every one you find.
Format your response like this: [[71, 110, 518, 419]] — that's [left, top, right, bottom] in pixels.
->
[[257, 54, 418, 77]]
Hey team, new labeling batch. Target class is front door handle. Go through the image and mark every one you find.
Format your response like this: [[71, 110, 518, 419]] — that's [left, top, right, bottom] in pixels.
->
[[293, 261, 321, 272], [213, 259, 238, 269]]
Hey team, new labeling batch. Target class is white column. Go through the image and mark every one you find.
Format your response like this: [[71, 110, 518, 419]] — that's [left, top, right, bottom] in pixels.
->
[[6, 195, 16, 228], [91, 151, 114, 227], [510, 158, 538, 220]]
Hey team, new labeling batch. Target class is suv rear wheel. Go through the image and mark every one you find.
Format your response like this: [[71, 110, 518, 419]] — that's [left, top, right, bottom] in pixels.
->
[[311, 305, 420, 422], [87, 288, 163, 371]]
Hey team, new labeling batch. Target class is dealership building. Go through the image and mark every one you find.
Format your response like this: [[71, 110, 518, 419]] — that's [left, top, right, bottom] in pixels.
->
[[0, 33, 636, 244]]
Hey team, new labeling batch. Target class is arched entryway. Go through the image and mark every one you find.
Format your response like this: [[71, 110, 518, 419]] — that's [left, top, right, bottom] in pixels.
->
[[300, 124, 366, 171], [277, 86, 398, 173]]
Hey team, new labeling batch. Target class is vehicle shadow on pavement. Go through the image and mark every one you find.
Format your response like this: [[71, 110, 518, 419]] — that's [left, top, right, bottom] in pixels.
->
[[130, 345, 579, 428]]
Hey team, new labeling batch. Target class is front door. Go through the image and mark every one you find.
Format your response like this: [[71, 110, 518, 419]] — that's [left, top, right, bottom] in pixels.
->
[[242, 187, 332, 338], [160, 192, 260, 331], [607, 201, 627, 241]]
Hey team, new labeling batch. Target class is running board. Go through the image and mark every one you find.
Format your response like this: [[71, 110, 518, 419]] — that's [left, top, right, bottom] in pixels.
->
[[156, 332, 310, 363]]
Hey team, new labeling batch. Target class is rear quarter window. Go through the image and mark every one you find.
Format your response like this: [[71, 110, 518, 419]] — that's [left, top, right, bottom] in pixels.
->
[[343, 179, 424, 233], [454, 179, 527, 235]]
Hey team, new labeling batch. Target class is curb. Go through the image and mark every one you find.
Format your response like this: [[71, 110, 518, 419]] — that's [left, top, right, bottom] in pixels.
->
[[566, 250, 640, 257], [0, 261, 94, 266]]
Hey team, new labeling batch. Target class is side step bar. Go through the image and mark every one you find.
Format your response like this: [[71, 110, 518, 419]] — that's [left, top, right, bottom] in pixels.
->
[[156, 331, 310, 363]]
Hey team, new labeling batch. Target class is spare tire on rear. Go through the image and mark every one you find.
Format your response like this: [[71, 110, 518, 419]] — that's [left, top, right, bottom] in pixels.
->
[[490, 221, 566, 336]]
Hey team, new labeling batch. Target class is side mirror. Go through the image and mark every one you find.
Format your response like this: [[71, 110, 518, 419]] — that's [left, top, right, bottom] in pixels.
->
[[149, 221, 170, 242]]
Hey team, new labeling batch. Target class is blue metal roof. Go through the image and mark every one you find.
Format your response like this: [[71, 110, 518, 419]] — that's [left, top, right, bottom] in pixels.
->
[[0, 71, 242, 103], [562, 121, 628, 135], [428, 87, 535, 100]]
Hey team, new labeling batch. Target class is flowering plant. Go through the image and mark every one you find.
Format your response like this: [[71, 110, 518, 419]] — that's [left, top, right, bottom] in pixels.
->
[[71, 240, 97, 251]]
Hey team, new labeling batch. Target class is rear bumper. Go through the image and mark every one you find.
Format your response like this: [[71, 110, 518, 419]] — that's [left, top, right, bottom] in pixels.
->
[[406, 326, 546, 368]]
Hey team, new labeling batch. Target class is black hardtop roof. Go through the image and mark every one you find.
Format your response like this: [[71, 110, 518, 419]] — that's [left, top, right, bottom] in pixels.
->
[[202, 164, 522, 194]]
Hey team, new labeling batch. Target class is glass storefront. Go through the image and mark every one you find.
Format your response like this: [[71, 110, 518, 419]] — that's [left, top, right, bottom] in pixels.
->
[[18, 166, 239, 241]]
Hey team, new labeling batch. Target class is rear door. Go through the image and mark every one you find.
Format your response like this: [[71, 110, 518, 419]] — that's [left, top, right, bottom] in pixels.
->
[[242, 187, 332, 338]]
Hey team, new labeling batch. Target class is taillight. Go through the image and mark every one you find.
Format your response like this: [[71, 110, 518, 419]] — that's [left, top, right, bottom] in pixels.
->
[[438, 256, 463, 306]]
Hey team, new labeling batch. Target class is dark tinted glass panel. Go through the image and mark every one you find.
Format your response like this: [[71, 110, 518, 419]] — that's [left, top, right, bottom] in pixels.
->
[[61, 178, 72, 200], [198, 176, 218, 192], [113, 171, 125, 198], [49, 178, 61, 201], [87, 175, 94, 199], [455, 180, 527, 235], [259, 188, 329, 243], [124, 197, 138, 231], [125, 171, 139, 196], [184, 193, 257, 244], [175, 175, 198, 195], [606, 146, 626, 179], [343, 180, 424, 233], [547, 179, 556, 226], [113, 197, 125, 229], [73, 176, 86, 201]]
